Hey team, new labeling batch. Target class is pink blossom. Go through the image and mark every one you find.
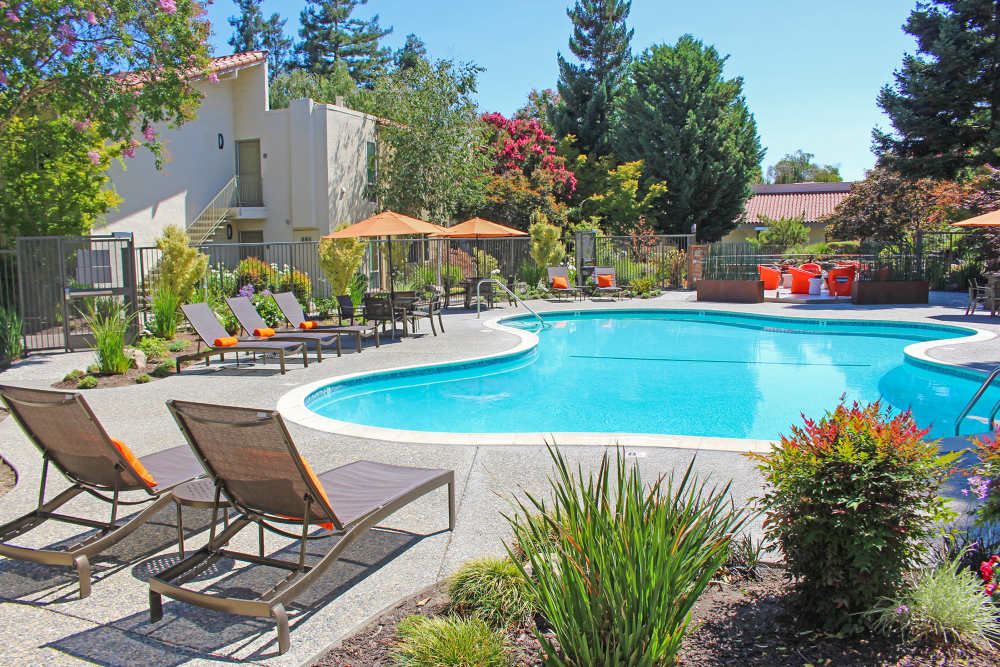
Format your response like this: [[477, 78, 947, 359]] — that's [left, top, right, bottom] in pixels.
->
[[122, 140, 138, 159], [143, 125, 155, 142], [0, 71, 6, 86], [74, 119, 91, 132], [87, 150, 101, 165], [5, 10, 19, 23], [157, 0, 177, 15], [85, 11, 97, 25], [207, 72, 219, 83]]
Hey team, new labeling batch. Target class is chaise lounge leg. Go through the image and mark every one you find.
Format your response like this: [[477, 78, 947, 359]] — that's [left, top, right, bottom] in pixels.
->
[[74, 554, 92, 598], [272, 604, 291, 655], [448, 481, 455, 532], [279, 352, 286, 375], [437, 311, 444, 332], [149, 589, 163, 623]]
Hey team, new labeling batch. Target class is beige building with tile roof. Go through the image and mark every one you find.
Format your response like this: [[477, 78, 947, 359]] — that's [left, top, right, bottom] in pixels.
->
[[725, 182, 854, 245]]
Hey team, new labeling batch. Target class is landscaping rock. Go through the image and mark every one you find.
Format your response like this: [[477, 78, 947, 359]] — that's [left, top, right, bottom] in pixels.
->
[[124, 348, 146, 371]]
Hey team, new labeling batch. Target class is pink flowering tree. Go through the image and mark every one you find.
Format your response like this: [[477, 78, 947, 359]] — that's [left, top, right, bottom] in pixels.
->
[[0, 1, 210, 240]]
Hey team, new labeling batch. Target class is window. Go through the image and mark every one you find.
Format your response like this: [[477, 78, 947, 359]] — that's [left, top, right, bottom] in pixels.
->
[[365, 140, 377, 202]]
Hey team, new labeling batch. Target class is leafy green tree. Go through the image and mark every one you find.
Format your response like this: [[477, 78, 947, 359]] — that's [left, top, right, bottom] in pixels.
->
[[268, 65, 356, 109], [154, 225, 208, 304], [874, 0, 1000, 178], [298, 0, 392, 86], [613, 35, 764, 241], [825, 168, 939, 244], [584, 161, 668, 235], [352, 58, 488, 223], [757, 213, 810, 251], [0, 116, 122, 243], [551, 0, 633, 157], [516, 88, 560, 135], [529, 213, 566, 269], [228, 0, 293, 80], [318, 224, 366, 295], [394, 33, 427, 71], [767, 150, 842, 183]]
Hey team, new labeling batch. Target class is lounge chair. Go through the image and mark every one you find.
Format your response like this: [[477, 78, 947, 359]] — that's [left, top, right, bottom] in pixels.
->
[[0, 385, 204, 598], [826, 265, 857, 297], [150, 400, 455, 654], [408, 291, 445, 335], [799, 262, 822, 274], [271, 291, 379, 353], [226, 296, 341, 362], [546, 266, 582, 301], [757, 265, 781, 290], [788, 266, 816, 295], [179, 303, 308, 375], [592, 267, 624, 300]]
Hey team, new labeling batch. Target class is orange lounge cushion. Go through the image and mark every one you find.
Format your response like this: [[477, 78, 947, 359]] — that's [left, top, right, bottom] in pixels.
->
[[213, 337, 238, 347], [277, 457, 334, 530], [299, 320, 318, 330], [253, 327, 275, 337], [110, 438, 156, 487], [551, 276, 568, 289], [597, 274, 614, 287]]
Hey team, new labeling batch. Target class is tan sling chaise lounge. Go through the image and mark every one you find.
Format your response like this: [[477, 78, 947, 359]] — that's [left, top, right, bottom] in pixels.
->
[[225, 295, 342, 362]]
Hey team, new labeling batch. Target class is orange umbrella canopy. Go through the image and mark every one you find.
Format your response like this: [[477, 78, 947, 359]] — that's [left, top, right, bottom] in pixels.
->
[[430, 217, 528, 238], [953, 209, 1000, 227], [322, 211, 447, 238]]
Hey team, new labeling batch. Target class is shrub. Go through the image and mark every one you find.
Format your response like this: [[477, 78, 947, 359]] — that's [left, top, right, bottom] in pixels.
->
[[76, 375, 98, 389], [276, 267, 311, 306], [85, 298, 134, 375], [63, 369, 85, 382], [86, 363, 100, 374], [655, 247, 687, 287], [234, 257, 273, 294], [721, 533, 765, 581], [826, 240, 861, 254], [508, 446, 748, 666], [758, 213, 809, 251], [964, 429, 1000, 525], [448, 558, 535, 628], [529, 213, 565, 269], [440, 265, 463, 291], [508, 512, 561, 562], [390, 615, 507, 667], [517, 260, 545, 289], [0, 304, 24, 362], [167, 339, 189, 352], [134, 336, 168, 363], [318, 225, 366, 296], [629, 275, 656, 295], [349, 271, 368, 306], [869, 551, 1000, 648], [135, 373, 152, 384], [215, 306, 240, 335], [151, 360, 175, 378], [749, 400, 958, 631], [149, 286, 180, 339], [154, 225, 208, 304], [252, 292, 284, 327], [473, 249, 499, 276]]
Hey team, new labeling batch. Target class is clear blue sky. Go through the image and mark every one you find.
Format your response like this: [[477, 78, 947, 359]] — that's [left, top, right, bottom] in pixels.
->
[[205, 0, 921, 182]]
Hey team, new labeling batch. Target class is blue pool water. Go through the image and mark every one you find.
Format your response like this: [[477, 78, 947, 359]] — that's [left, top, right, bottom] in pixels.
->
[[305, 311, 997, 440]]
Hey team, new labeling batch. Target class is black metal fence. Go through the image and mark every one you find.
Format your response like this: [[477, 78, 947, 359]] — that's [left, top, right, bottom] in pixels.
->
[[587, 234, 694, 287]]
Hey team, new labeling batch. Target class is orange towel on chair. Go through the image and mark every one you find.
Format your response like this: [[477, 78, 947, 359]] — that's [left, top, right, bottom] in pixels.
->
[[552, 276, 568, 289], [299, 320, 318, 330], [253, 328, 275, 337], [213, 337, 238, 347]]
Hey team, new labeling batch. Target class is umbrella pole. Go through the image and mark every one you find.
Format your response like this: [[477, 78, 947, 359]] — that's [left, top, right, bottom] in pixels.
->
[[388, 236, 395, 302]]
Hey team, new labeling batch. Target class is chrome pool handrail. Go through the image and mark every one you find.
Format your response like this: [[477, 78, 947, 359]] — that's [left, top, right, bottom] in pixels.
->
[[476, 279, 545, 327], [955, 365, 1000, 435]]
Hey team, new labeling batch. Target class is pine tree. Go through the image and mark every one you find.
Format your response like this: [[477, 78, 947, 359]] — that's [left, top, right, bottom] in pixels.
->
[[394, 33, 427, 71], [613, 35, 764, 241], [228, 0, 292, 80], [551, 0, 633, 157], [298, 0, 392, 87], [874, 0, 1000, 178]]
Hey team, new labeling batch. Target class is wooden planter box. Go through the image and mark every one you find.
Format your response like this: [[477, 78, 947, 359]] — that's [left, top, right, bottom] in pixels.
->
[[852, 280, 929, 305], [696, 279, 764, 304]]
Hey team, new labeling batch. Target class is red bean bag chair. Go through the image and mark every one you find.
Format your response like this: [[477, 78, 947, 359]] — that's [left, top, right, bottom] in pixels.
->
[[789, 266, 816, 294], [826, 265, 856, 297], [757, 265, 781, 290]]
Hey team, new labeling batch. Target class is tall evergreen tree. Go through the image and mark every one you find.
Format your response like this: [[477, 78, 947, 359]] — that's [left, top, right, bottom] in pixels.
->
[[874, 0, 1000, 178], [298, 0, 392, 87], [394, 33, 427, 70], [228, 0, 292, 80], [613, 35, 764, 241], [551, 0, 633, 157]]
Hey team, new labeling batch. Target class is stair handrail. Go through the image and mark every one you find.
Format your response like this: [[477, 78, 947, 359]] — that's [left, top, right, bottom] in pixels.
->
[[476, 279, 545, 327], [186, 175, 238, 244], [954, 365, 1000, 435]]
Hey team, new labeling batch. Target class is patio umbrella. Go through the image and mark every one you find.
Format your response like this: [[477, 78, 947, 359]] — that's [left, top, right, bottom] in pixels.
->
[[322, 211, 446, 299], [952, 209, 1000, 227], [431, 217, 528, 274]]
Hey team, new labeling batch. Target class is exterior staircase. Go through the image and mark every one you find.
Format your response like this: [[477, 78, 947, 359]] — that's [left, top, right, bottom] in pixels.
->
[[186, 176, 238, 244]]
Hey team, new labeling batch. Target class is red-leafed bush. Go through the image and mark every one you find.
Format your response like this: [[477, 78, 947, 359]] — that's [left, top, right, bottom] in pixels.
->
[[749, 400, 958, 631]]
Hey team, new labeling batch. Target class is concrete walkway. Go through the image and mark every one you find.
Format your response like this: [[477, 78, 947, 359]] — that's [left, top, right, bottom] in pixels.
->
[[0, 292, 995, 665]]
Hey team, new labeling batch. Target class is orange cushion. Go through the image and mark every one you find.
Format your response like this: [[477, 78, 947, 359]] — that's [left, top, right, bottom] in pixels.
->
[[299, 320, 318, 330], [213, 337, 238, 347], [291, 458, 334, 530], [597, 274, 614, 287], [253, 327, 275, 337], [552, 276, 568, 289], [110, 438, 156, 487]]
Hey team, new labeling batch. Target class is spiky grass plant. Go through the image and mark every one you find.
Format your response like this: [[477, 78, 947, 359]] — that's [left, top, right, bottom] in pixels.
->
[[0, 304, 23, 362], [149, 286, 180, 339], [85, 298, 134, 375], [390, 615, 508, 667], [507, 445, 749, 666], [448, 557, 536, 628]]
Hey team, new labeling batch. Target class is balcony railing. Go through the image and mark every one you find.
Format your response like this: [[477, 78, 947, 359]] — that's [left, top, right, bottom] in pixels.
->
[[235, 175, 263, 207]]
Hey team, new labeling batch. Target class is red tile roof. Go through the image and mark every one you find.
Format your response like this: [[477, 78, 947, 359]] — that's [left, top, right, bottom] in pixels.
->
[[741, 182, 853, 224], [115, 51, 266, 87]]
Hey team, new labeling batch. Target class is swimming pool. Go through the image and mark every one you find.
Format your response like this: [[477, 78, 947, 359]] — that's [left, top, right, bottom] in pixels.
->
[[285, 310, 996, 444]]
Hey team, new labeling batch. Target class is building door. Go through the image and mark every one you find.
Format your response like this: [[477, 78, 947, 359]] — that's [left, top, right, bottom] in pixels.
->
[[235, 139, 262, 206]]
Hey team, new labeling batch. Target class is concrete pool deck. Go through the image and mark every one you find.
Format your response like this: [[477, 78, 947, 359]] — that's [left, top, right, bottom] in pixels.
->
[[0, 291, 997, 665]]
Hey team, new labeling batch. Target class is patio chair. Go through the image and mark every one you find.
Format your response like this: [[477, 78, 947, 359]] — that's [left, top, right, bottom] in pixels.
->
[[0, 385, 204, 598], [967, 278, 990, 315], [408, 291, 445, 335], [150, 400, 455, 654], [799, 262, 822, 274], [336, 295, 357, 325], [757, 265, 781, 290], [463, 277, 495, 310], [179, 303, 308, 375], [271, 292, 379, 353], [363, 293, 399, 338], [225, 296, 341, 362], [546, 266, 582, 301], [826, 265, 857, 298], [788, 266, 816, 295], [592, 267, 624, 300]]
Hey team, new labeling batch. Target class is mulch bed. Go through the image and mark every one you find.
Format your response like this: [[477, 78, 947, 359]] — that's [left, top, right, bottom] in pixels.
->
[[50, 332, 202, 390], [314, 566, 1000, 667]]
